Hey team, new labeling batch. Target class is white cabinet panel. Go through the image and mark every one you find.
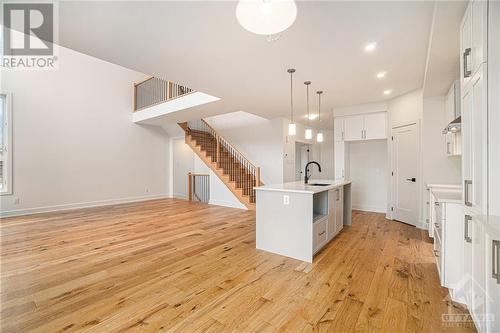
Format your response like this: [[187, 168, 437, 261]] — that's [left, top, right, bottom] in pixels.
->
[[334, 141, 345, 180], [364, 112, 387, 140], [461, 3, 473, 87], [343, 115, 364, 141], [472, 0, 488, 74], [335, 188, 343, 234], [328, 189, 336, 240], [334, 118, 344, 142], [485, 231, 500, 333], [471, 216, 486, 332], [470, 65, 488, 214]]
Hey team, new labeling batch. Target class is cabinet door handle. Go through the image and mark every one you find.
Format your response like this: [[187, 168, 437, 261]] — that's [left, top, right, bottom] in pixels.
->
[[464, 180, 472, 206], [463, 48, 472, 78], [447, 142, 451, 154], [464, 215, 472, 243], [493, 240, 500, 284]]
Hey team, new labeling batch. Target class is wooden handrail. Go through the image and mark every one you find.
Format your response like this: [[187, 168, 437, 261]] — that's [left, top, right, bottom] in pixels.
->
[[200, 119, 259, 173], [185, 119, 262, 202]]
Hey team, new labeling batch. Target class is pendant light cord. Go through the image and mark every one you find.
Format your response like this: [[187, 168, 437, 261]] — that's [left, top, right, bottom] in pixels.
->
[[317, 91, 323, 122], [306, 84, 309, 125]]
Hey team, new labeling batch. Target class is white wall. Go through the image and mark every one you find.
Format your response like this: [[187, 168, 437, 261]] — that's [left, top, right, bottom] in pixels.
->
[[422, 96, 462, 184], [387, 89, 424, 226], [0, 46, 169, 216], [172, 137, 194, 199], [206, 112, 284, 185], [349, 140, 388, 213]]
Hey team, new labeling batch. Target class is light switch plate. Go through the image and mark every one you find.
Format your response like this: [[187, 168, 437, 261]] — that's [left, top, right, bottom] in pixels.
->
[[283, 195, 290, 205]]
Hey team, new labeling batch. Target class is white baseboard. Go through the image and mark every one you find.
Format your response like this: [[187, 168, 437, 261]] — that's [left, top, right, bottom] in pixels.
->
[[352, 204, 387, 214], [172, 193, 188, 200], [0, 193, 171, 218], [208, 199, 247, 210]]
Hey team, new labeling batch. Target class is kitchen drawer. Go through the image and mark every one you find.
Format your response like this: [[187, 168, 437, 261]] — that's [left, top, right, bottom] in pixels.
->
[[313, 217, 328, 253]]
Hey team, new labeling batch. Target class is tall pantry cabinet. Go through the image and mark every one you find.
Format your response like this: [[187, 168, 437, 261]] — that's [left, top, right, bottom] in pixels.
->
[[459, 1, 500, 332]]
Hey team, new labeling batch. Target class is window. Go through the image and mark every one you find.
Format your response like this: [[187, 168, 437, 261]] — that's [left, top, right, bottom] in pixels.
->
[[0, 93, 12, 194]]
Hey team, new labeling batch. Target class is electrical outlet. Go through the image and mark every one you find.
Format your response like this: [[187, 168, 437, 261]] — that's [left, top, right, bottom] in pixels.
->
[[145, 188, 150, 193], [283, 195, 290, 205], [13, 198, 20, 205]]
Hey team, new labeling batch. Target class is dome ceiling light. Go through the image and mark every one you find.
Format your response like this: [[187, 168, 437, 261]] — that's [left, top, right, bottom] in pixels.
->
[[236, 0, 297, 36]]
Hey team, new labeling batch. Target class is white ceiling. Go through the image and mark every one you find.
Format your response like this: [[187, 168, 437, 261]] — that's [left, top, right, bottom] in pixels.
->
[[57, 1, 463, 128]]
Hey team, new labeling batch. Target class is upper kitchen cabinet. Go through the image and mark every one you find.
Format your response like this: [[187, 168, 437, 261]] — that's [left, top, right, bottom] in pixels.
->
[[336, 112, 387, 142], [460, 0, 488, 89], [445, 81, 461, 124], [334, 117, 344, 142], [343, 115, 364, 141], [363, 112, 387, 140]]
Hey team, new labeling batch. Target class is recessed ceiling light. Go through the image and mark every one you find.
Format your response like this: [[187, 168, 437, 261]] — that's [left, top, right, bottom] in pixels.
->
[[383, 89, 392, 95], [364, 42, 377, 52], [376, 71, 386, 79]]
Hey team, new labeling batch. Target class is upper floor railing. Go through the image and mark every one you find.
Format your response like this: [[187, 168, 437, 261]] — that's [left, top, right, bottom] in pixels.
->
[[133, 77, 194, 111]]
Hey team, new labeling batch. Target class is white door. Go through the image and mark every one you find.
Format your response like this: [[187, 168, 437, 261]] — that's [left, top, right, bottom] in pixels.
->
[[343, 115, 364, 141], [392, 123, 419, 226], [363, 112, 387, 140]]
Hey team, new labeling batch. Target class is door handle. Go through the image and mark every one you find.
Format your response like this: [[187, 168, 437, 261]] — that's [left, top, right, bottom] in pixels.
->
[[406, 178, 416, 182], [464, 215, 472, 243]]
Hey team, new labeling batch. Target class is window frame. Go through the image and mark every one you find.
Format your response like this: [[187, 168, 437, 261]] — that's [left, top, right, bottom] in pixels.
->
[[0, 92, 12, 195]]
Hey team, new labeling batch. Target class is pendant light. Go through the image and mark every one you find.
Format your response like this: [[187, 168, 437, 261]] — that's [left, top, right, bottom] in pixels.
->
[[304, 81, 312, 139], [287, 68, 296, 136], [316, 91, 324, 142]]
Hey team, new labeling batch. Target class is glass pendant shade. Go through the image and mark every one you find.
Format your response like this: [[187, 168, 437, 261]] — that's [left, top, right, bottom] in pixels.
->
[[288, 122, 296, 136], [236, 0, 297, 35], [305, 128, 312, 139], [317, 132, 324, 142]]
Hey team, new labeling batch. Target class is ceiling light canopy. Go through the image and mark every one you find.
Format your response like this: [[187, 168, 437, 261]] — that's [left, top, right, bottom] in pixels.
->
[[364, 42, 377, 52], [236, 0, 297, 35], [383, 89, 392, 95]]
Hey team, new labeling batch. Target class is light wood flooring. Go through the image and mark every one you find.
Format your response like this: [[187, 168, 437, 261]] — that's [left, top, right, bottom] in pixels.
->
[[0, 199, 475, 332]]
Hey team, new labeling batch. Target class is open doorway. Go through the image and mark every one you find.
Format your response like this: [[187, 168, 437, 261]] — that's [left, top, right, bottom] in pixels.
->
[[295, 141, 313, 181]]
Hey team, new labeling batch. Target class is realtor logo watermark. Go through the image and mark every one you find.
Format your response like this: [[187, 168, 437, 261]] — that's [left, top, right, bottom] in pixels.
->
[[2, 2, 58, 70]]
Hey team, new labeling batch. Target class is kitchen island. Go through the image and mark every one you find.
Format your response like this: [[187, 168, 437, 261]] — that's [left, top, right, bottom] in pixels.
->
[[254, 180, 352, 263]]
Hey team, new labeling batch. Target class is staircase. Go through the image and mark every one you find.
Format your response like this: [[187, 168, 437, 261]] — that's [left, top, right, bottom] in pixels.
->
[[179, 120, 261, 210]]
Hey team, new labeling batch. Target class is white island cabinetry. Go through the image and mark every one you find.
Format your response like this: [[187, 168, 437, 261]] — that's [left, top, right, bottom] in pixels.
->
[[255, 180, 351, 263]]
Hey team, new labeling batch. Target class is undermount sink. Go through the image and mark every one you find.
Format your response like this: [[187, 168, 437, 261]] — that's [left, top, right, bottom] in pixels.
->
[[307, 183, 331, 186]]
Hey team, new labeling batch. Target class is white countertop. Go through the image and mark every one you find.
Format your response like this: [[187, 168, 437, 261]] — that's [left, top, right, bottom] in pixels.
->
[[433, 189, 463, 204], [255, 179, 351, 194]]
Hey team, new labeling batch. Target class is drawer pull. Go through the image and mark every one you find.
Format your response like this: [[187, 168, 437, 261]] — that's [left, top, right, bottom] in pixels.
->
[[318, 231, 326, 236], [464, 215, 472, 243], [493, 240, 500, 284], [464, 180, 472, 206]]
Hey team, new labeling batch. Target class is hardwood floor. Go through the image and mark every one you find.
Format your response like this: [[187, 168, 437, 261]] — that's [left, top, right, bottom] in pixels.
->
[[1, 199, 475, 332]]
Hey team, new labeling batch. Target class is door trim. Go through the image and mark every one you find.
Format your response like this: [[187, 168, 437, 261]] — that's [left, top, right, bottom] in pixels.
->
[[389, 121, 422, 227]]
